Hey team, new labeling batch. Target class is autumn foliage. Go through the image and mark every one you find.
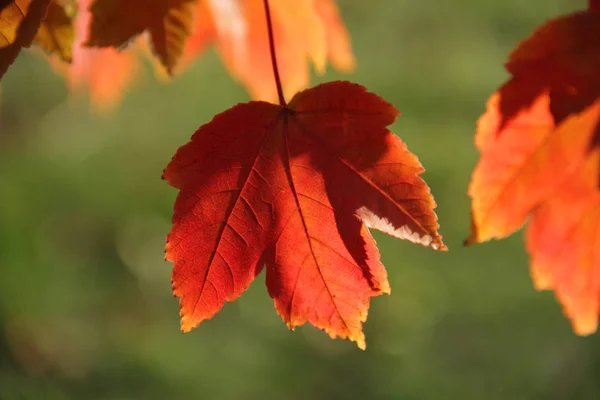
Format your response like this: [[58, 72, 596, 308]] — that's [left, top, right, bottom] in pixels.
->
[[1, 0, 354, 107], [3, 0, 600, 348], [467, 4, 600, 334], [163, 81, 445, 349], [1, 0, 447, 348], [176, 0, 355, 101]]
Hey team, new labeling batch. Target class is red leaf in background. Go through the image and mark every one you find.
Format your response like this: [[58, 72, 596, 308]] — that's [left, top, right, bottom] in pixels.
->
[[161, 0, 355, 102], [466, 5, 600, 334], [163, 81, 445, 349]]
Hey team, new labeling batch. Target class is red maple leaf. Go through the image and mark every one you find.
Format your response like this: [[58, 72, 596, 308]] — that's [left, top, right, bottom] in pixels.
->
[[163, 80, 446, 349], [466, 3, 600, 334]]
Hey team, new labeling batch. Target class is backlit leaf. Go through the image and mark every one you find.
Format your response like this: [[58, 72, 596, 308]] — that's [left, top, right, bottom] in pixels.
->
[[466, 5, 600, 335], [163, 81, 445, 349], [164, 0, 355, 102], [527, 145, 600, 335]]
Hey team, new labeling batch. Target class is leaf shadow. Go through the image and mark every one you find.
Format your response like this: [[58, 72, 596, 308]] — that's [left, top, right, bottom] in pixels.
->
[[496, 73, 600, 140], [314, 138, 390, 293]]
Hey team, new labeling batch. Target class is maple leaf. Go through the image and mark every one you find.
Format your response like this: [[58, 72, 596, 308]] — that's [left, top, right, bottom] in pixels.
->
[[157, 0, 355, 102], [0, 0, 51, 80], [163, 81, 446, 349], [466, 5, 600, 335], [527, 145, 600, 336], [33, 0, 75, 62], [47, 0, 141, 113], [85, 0, 197, 74]]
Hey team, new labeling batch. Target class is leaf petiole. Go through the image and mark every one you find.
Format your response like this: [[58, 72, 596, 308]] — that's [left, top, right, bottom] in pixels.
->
[[263, 0, 287, 107]]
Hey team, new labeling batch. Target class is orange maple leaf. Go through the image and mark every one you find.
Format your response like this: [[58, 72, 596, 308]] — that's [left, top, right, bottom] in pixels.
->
[[163, 81, 446, 349], [527, 144, 600, 335], [466, 4, 600, 334], [161, 0, 355, 102]]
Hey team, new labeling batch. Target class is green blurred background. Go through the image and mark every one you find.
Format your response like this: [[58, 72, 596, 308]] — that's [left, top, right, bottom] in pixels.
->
[[1, 0, 597, 399]]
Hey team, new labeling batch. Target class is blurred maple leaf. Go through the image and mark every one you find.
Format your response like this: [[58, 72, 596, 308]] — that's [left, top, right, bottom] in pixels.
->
[[466, 4, 600, 334], [85, 0, 196, 74], [163, 81, 446, 349], [84, 0, 354, 103], [3, 0, 355, 110], [0, 0, 51, 80], [166, 0, 356, 101], [48, 0, 141, 113], [10, 0, 355, 111], [33, 0, 76, 62]]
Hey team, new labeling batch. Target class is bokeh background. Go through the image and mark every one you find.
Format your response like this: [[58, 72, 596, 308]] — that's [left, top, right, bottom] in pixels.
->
[[1, 0, 596, 399]]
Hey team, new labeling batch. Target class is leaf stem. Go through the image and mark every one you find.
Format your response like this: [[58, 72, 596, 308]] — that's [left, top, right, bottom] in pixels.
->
[[263, 0, 286, 107]]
